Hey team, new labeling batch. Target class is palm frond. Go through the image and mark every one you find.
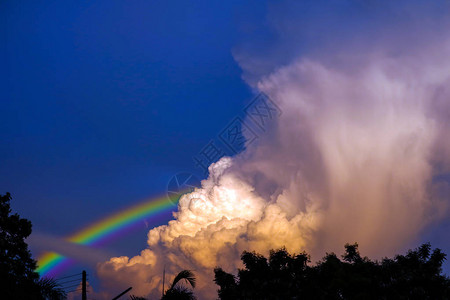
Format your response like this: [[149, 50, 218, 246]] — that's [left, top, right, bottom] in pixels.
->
[[170, 270, 196, 289], [38, 277, 67, 300], [162, 286, 196, 300]]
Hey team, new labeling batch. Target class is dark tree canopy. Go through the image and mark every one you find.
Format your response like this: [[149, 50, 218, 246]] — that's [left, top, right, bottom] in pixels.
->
[[160, 270, 196, 300], [0, 193, 65, 299], [0, 192, 40, 298], [214, 243, 450, 300]]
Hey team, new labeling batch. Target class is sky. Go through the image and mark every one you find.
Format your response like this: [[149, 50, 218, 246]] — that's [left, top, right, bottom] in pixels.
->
[[0, 0, 265, 288], [2, 0, 450, 298], [1, 0, 258, 253]]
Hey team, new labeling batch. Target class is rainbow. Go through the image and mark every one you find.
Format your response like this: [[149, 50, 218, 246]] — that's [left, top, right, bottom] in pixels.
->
[[37, 193, 183, 277]]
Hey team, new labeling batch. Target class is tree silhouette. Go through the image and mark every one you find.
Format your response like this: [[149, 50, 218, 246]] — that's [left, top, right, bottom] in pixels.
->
[[37, 277, 66, 300], [0, 192, 66, 299], [130, 270, 197, 300], [162, 270, 196, 300], [214, 243, 450, 300]]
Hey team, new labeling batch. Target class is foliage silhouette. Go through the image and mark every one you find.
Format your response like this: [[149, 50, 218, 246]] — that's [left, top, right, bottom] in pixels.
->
[[169, 270, 196, 290], [0, 193, 66, 299], [214, 243, 450, 300], [161, 285, 196, 300], [37, 277, 66, 300], [162, 270, 196, 300], [130, 269, 197, 300]]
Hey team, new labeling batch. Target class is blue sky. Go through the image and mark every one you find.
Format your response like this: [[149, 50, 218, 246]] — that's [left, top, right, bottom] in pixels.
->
[[2, 0, 450, 286], [1, 0, 264, 258]]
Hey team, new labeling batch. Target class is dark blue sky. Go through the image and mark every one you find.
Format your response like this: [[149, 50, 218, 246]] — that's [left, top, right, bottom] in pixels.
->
[[1, 0, 266, 259]]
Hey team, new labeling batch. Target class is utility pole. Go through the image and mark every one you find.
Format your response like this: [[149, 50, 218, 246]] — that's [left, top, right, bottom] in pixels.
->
[[82, 270, 87, 300]]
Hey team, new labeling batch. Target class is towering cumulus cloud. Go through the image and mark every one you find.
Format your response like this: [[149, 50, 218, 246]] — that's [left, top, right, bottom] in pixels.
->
[[97, 1, 450, 298]]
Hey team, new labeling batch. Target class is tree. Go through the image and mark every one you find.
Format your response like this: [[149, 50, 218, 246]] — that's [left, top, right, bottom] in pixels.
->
[[214, 243, 450, 300], [37, 277, 66, 300], [213, 268, 238, 300], [161, 270, 196, 300], [131, 270, 197, 300], [214, 247, 310, 300], [0, 192, 66, 299]]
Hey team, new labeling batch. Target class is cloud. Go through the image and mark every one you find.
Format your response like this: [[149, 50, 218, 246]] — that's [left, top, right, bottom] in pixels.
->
[[95, 1, 450, 298]]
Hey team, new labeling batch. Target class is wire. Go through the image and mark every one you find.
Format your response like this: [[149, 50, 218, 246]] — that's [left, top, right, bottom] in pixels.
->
[[55, 273, 82, 281], [57, 278, 82, 285]]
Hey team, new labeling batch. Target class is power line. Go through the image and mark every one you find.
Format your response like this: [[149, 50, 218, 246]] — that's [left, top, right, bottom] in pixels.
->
[[55, 273, 82, 281], [57, 278, 82, 285]]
